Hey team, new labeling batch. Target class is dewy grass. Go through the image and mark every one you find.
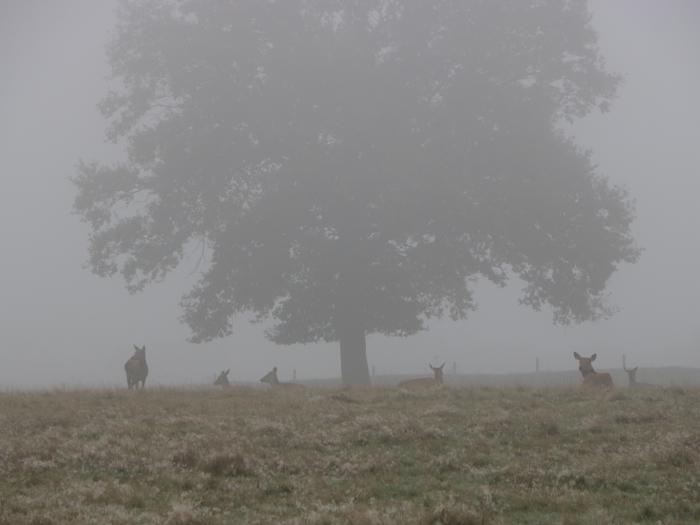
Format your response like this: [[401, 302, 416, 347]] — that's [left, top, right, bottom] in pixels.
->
[[0, 386, 699, 524]]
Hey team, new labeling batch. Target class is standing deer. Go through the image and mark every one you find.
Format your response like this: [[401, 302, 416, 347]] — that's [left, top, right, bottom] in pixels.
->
[[398, 363, 445, 389], [573, 352, 613, 388], [125, 345, 148, 390], [259, 367, 305, 390], [623, 365, 655, 388], [214, 369, 230, 387]]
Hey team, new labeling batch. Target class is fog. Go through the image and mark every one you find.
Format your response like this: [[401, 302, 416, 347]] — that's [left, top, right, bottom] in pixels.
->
[[1, 1, 699, 389]]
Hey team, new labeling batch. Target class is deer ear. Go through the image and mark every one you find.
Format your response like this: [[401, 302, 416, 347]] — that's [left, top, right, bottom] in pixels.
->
[[439, 363, 445, 369], [226, 369, 230, 374], [273, 366, 277, 372], [573, 352, 581, 359], [134, 344, 139, 351], [634, 367, 638, 372], [429, 364, 435, 370], [590, 353, 597, 361]]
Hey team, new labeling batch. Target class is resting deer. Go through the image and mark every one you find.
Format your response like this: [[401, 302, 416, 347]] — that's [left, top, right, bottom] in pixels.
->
[[573, 352, 613, 388], [214, 369, 230, 387], [125, 345, 148, 390], [398, 363, 445, 389], [623, 365, 655, 388], [259, 367, 305, 390]]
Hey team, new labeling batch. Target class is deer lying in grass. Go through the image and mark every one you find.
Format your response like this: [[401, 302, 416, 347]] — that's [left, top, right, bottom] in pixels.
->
[[398, 363, 445, 389], [125, 345, 148, 390], [623, 365, 656, 388], [573, 352, 613, 388], [259, 367, 305, 390], [214, 369, 230, 387]]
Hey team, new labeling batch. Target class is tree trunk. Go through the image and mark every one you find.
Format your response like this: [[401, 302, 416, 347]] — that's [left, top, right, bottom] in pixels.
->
[[338, 323, 371, 386]]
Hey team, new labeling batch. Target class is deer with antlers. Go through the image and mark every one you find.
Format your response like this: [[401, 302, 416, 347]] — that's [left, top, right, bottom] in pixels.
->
[[573, 352, 613, 388], [623, 365, 656, 388], [398, 363, 445, 389]]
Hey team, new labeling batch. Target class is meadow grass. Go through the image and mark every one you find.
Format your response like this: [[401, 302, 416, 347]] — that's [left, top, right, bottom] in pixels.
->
[[0, 385, 699, 524]]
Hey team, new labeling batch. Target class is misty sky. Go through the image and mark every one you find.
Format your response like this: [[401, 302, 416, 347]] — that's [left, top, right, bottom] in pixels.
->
[[1, 1, 699, 388]]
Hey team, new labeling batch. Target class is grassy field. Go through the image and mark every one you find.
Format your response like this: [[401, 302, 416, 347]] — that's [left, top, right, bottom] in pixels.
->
[[1, 385, 699, 524]]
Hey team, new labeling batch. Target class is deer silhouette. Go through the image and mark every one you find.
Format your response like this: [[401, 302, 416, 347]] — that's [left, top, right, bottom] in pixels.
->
[[573, 352, 613, 388], [398, 363, 445, 389], [260, 367, 305, 390], [125, 345, 148, 390], [214, 369, 230, 387]]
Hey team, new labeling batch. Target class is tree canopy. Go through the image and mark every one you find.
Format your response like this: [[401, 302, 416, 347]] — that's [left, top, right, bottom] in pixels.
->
[[74, 0, 640, 384]]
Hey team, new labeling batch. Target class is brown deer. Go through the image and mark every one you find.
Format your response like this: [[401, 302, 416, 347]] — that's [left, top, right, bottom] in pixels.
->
[[125, 345, 148, 390], [259, 367, 305, 390], [398, 363, 445, 389], [623, 365, 655, 388], [214, 369, 230, 387], [573, 352, 613, 388]]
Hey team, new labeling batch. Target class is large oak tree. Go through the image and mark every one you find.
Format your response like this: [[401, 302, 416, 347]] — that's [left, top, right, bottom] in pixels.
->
[[74, 0, 639, 384]]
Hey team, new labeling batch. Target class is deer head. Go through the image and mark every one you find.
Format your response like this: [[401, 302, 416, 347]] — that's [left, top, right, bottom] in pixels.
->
[[623, 365, 639, 385], [573, 352, 597, 377], [132, 345, 146, 360], [429, 363, 445, 383]]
